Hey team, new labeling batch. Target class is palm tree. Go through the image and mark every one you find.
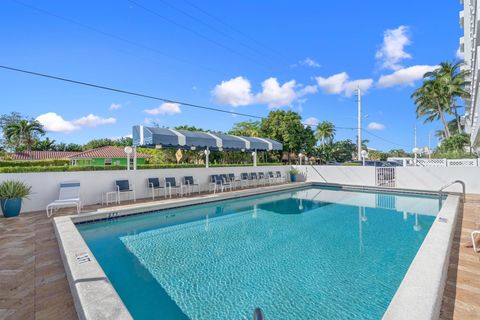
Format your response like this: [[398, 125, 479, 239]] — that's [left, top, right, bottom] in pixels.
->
[[4, 120, 45, 158], [412, 79, 451, 138], [315, 121, 335, 145], [425, 61, 470, 133]]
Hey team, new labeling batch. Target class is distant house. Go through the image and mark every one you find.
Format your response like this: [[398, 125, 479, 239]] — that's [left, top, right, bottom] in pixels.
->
[[8, 151, 81, 160], [68, 146, 148, 166], [7, 146, 148, 167]]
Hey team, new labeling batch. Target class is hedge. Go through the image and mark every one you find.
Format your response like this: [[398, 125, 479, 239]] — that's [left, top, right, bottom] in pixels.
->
[[0, 162, 285, 173], [0, 159, 70, 167]]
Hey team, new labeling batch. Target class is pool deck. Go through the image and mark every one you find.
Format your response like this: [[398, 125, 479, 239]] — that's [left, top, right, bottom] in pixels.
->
[[440, 193, 480, 319], [0, 190, 479, 319]]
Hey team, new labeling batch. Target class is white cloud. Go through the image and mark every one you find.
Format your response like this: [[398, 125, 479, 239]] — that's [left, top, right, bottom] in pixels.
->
[[367, 122, 385, 131], [255, 77, 297, 108], [298, 57, 321, 68], [343, 79, 374, 97], [109, 103, 121, 111], [212, 76, 299, 108], [315, 72, 349, 94], [72, 114, 116, 127], [375, 25, 412, 70], [144, 102, 181, 115], [211, 76, 253, 107], [298, 84, 318, 97], [377, 65, 438, 88], [36, 112, 79, 133], [304, 117, 319, 127], [36, 112, 116, 133], [315, 72, 373, 96]]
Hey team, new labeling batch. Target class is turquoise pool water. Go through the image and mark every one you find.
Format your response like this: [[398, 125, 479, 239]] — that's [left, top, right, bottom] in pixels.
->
[[77, 187, 441, 319]]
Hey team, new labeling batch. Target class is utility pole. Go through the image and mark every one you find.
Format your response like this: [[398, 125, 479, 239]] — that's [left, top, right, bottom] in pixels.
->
[[357, 87, 362, 160]]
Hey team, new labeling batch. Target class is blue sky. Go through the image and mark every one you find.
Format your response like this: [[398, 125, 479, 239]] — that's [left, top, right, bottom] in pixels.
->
[[0, 0, 463, 151]]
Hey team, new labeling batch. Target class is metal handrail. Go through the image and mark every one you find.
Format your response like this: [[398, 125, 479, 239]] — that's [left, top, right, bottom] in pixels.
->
[[438, 180, 466, 199], [308, 165, 328, 182]]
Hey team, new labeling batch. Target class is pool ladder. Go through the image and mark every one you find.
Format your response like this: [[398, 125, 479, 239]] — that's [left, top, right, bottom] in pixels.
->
[[438, 180, 466, 200]]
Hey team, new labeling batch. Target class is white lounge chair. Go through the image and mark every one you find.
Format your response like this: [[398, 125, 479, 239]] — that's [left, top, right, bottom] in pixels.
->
[[472, 230, 480, 252], [46, 181, 81, 217]]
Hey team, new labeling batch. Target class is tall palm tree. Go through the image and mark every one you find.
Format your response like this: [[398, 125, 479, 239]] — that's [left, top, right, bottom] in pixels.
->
[[315, 121, 335, 145], [412, 79, 451, 137], [4, 120, 45, 158], [425, 61, 470, 133]]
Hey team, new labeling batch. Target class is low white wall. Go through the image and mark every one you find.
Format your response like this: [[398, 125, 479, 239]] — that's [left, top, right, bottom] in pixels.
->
[[0, 165, 290, 213], [297, 165, 480, 194], [294, 165, 376, 186]]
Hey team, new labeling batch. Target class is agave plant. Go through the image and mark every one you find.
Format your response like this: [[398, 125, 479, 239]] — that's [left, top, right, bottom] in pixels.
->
[[0, 180, 32, 200]]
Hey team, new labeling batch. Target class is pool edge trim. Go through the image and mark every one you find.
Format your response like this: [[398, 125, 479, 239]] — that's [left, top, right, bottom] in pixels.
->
[[382, 194, 460, 320]]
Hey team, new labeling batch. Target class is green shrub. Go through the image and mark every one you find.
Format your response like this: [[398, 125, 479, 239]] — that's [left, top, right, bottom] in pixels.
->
[[0, 162, 285, 173], [0, 180, 32, 199], [0, 159, 70, 167]]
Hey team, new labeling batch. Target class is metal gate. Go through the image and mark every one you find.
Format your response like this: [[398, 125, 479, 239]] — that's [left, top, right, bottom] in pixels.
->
[[375, 167, 396, 187]]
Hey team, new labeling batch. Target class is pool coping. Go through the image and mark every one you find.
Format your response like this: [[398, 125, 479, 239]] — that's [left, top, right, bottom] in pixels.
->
[[53, 182, 459, 319]]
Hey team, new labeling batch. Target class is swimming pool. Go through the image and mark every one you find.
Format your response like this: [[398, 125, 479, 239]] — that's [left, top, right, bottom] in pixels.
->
[[77, 186, 442, 319]]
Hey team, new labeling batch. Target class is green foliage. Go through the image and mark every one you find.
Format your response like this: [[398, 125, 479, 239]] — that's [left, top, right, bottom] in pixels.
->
[[228, 120, 261, 137], [0, 180, 32, 199], [436, 133, 471, 154], [315, 121, 335, 145], [260, 110, 314, 154], [366, 150, 389, 161], [0, 159, 70, 167], [289, 168, 300, 176], [174, 125, 206, 132], [388, 149, 410, 157], [4, 118, 45, 154], [83, 137, 132, 150], [0, 163, 284, 173]]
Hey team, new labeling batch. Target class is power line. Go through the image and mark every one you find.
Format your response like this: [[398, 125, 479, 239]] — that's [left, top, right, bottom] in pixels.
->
[[156, 0, 275, 64], [12, 0, 227, 77], [182, 0, 289, 63], [0, 65, 263, 119], [127, 0, 274, 70], [0, 64, 410, 148]]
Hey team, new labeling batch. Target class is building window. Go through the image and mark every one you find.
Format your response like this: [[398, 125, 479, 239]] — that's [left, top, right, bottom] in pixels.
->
[[104, 158, 112, 166], [130, 158, 135, 166]]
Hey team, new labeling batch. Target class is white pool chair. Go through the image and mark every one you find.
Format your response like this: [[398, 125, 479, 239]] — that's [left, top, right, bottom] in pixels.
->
[[164, 177, 184, 198], [147, 177, 163, 200], [116, 180, 136, 203], [472, 230, 480, 253], [183, 176, 201, 195], [46, 181, 82, 217]]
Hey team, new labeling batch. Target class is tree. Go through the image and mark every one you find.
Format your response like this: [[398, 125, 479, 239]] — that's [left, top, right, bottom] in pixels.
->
[[425, 61, 470, 133], [0, 112, 34, 150], [412, 78, 451, 137], [303, 126, 317, 154], [174, 125, 206, 132], [437, 133, 470, 154], [4, 119, 45, 157], [229, 120, 261, 137], [388, 149, 409, 157], [32, 137, 56, 151], [260, 110, 309, 157], [315, 121, 335, 145]]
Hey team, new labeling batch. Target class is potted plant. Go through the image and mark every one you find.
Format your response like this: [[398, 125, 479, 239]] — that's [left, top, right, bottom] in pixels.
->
[[0, 180, 32, 218], [289, 168, 300, 182]]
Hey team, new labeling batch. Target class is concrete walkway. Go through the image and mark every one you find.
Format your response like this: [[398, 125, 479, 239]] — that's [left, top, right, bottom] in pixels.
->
[[440, 194, 480, 319]]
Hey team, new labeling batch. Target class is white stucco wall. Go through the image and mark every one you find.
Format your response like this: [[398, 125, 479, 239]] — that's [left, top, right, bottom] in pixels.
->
[[0, 165, 290, 213], [297, 165, 480, 194]]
